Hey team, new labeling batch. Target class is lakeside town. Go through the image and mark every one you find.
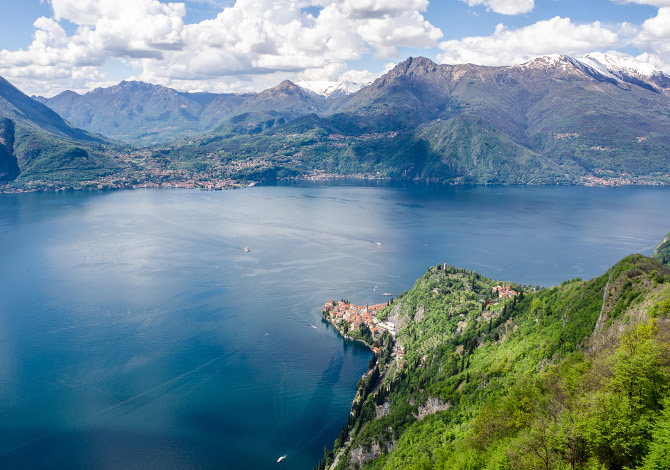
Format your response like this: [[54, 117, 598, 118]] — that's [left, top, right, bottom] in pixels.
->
[[322, 300, 405, 357]]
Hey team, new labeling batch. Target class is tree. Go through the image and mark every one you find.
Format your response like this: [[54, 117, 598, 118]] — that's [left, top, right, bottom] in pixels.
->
[[584, 320, 669, 469], [642, 398, 670, 470]]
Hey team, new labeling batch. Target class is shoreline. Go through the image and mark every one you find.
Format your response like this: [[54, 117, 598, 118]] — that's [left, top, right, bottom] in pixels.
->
[[4, 172, 670, 194], [320, 299, 405, 470]]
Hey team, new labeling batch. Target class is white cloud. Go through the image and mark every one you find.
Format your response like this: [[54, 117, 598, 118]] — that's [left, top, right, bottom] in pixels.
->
[[613, 0, 670, 6], [0, 0, 442, 96], [0, 0, 187, 95], [437, 16, 620, 66], [460, 0, 534, 15], [137, 0, 442, 81], [339, 68, 377, 84], [631, 7, 670, 71]]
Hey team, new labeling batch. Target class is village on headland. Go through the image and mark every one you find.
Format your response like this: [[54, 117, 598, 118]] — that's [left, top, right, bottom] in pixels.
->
[[319, 280, 523, 469], [322, 283, 519, 356], [322, 299, 403, 356]]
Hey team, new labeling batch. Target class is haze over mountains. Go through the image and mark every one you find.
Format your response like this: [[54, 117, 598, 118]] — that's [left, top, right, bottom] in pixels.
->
[[2, 52, 670, 189], [33, 78, 362, 145]]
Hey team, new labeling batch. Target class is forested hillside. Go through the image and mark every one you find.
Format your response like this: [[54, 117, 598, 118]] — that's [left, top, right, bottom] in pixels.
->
[[319, 252, 670, 470]]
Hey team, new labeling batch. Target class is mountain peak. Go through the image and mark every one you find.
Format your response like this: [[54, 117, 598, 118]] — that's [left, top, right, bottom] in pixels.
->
[[296, 80, 367, 98], [273, 80, 301, 92], [89, 80, 170, 96], [391, 56, 440, 75], [515, 54, 577, 70], [577, 52, 661, 79]]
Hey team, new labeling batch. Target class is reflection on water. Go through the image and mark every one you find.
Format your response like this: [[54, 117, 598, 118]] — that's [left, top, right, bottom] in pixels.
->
[[0, 182, 669, 469]]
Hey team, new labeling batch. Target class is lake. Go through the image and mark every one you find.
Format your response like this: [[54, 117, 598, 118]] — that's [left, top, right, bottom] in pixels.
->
[[1, 182, 669, 469]]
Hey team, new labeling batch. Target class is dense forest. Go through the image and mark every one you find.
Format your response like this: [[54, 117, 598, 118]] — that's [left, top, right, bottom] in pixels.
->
[[316, 236, 670, 470]]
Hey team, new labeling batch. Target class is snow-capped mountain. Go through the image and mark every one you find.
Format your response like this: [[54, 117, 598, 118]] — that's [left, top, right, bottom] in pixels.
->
[[512, 52, 670, 92], [577, 52, 661, 79], [515, 53, 578, 70], [295, 80, 368, 98]]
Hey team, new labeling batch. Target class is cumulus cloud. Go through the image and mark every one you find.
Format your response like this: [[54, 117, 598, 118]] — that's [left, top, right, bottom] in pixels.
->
[[0, 0, 187, 95], [631, 7, 670, 70], [136, 0, 442, 85], [0, 0, 442, 95], [437, 16, 619, 66], [460, 0, 534, 15]]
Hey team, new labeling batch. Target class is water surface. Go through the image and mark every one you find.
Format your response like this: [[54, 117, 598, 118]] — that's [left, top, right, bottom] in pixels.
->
[[0, 182, 669, 469]]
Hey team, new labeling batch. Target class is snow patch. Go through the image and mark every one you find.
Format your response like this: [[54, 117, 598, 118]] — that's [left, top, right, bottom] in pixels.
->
[[577, 52, 660, 79], [296, 80, 367, 98]]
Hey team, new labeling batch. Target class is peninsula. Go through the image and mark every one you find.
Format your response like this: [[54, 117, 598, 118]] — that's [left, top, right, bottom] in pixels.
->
[[315, 255, 670, 470]]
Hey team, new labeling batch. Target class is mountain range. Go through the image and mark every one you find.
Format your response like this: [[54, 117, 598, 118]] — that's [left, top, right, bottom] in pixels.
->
[[2, 52, 670, 188], [34, 81, 255, 146], [157, 53, 670, 185]]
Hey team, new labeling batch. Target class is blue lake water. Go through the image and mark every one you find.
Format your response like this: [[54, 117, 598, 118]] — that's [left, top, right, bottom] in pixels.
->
[[0, 182, 669, 469]]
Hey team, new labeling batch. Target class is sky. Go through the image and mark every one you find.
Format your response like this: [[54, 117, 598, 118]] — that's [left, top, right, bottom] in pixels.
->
[[0, 0, 668, 97]]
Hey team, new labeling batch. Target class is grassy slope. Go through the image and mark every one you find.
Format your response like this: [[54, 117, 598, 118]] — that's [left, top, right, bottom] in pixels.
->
[[326, 255, 670, 470]]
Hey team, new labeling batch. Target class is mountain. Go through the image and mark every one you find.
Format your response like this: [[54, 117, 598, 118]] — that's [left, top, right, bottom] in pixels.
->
[[36, 81, 253, 145], [317, 247, 670, 470], [577, 52, 670, 92], [229, 80, 324, 117], [0, 75, 123, 186], [0, 117, 19, 181], [322, 54, 670, 183], [0, 76, 100, 142], [36, 79, 325, 144], [158, 54, 670, 185], [193, 80, 329, 138], [296, 80, 367, 98]]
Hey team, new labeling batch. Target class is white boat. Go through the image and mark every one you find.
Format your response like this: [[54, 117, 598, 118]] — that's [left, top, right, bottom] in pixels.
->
[[382, 293, 392, 296], [312, 325, 317, 329], [277, 455, 286, 463], [376, 242, 381, 246], [244, 247, 251, 252]]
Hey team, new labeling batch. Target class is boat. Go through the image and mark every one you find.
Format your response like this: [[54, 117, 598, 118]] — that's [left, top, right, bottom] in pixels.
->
[[376, 242, 381, 246], [312, 325, 317, 329], [277, 455, 286, 463], [244, 247, 251, 252], [382, 293, 392, 296]]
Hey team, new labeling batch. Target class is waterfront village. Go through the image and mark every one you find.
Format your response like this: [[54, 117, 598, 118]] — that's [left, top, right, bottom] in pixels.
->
[[322, 300, 404, 357], [323, 283, 519, 355]]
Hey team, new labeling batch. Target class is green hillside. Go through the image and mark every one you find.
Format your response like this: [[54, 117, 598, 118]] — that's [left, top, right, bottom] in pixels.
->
[[653, 234, 670, 266], [0, 75, 129, 188], [319, 252, 670, 470]]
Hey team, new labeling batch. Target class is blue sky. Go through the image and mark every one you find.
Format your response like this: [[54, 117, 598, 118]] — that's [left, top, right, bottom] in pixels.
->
[[0, 0, 668, 96]]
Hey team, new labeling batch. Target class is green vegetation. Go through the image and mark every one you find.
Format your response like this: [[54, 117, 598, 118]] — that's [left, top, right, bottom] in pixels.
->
[[318, 253, 670, 470], [652, 233, 670, 266]]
